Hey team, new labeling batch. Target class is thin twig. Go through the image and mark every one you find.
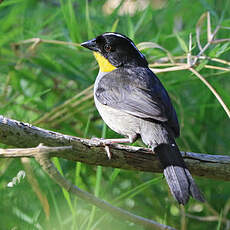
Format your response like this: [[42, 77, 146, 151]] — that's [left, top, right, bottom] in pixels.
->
[[204, 65, 230, 71], [207, 12, 212, 42], [12, 38, 81, 51], [46, 92, 93, 124], [212, 38, 230, 43], [210, 57, 230, 66], [34, 85, 94, 125], [50, 99, 94, 127], [186, 211, 230, 225], [196, 12, 207, 51], [186, 214, 221, 222], [0, 145, 72, 158], [150, 65, 190, 73], [187, 33, 192, 66], [149, 63, 229, 72], [193, 25, 220, 66], [151, 56, 230, 67], [189, 68, 230, 118], [22, 157, 50, 219], [180, 205, 186, 230]]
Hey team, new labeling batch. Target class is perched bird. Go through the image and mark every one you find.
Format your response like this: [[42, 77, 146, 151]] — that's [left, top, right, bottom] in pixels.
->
[[81, 32, 204, 205]]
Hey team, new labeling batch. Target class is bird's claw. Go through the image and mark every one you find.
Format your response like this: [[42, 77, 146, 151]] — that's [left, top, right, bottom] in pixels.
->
[[91, 137, 112, 159], [91, 137, 106, 145], [105, 145, 112, 159]]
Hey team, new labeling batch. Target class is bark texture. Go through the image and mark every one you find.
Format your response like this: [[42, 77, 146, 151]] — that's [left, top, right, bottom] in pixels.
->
[[0, 115, 230, 181]]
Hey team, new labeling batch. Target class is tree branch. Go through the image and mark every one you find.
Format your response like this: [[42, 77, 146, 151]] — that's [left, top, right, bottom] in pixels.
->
[[0, 115, 230, 181]]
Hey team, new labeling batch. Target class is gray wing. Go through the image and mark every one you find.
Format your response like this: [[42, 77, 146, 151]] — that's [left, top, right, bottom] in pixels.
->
[[96, 67, 180, 137]]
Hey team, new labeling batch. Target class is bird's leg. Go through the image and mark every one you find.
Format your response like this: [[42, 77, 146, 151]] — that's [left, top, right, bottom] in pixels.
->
[[92, 137, 132, 145], [91, 135, 137, 159]]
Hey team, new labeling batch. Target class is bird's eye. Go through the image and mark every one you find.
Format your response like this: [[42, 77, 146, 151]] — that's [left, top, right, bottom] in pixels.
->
[[104, 44, 111, 52]]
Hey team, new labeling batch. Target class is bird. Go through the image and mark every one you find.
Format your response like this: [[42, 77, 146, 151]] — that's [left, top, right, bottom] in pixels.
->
[[81, 32, 205, 205]]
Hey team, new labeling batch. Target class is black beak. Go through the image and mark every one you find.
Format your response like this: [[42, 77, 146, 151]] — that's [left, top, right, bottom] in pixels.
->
[[81, 38, 98, 51]]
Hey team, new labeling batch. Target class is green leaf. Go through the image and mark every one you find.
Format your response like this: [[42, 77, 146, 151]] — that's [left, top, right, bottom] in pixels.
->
[[111, 19, 119, 32], [176, 33, 188, 53], [209, 43, 230, 57], [195, 59, 208, 71]]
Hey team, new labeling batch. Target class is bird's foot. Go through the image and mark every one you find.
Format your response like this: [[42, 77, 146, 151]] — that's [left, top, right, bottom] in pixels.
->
[[91, 137, 113, 145], [91, 137, 112, 159], [90, 137, 133, 159], [104, 145, 112, 160]]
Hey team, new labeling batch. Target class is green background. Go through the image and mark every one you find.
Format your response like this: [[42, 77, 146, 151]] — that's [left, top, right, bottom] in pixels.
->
[[0, 0, 230, 229]]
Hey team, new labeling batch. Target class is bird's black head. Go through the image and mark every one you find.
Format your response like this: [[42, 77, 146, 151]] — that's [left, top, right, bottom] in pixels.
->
[[81, 32, 148, 69]]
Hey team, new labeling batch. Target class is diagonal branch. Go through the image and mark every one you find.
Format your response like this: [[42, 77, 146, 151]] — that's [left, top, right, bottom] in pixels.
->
[[189, 68, 230, 118], [33, 147, 175, 230], [0, 115, 230, 181]]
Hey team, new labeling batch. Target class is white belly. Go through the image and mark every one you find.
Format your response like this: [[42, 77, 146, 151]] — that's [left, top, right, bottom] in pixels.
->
[[94, 71, 140, 137]]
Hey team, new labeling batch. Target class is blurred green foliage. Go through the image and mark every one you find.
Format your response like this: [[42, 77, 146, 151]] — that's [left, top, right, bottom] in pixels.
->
[[0, 0, 230, 229]]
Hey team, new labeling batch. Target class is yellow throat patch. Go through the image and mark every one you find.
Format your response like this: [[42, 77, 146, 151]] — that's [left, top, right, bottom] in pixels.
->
[[93, 52, 116, 72]]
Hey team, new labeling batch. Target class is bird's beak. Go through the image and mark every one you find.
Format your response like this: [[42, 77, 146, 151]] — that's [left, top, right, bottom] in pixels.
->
[[81, 38, 99, 52]]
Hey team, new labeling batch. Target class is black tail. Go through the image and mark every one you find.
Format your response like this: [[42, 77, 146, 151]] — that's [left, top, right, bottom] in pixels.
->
[[154, 142, 205, 205]]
